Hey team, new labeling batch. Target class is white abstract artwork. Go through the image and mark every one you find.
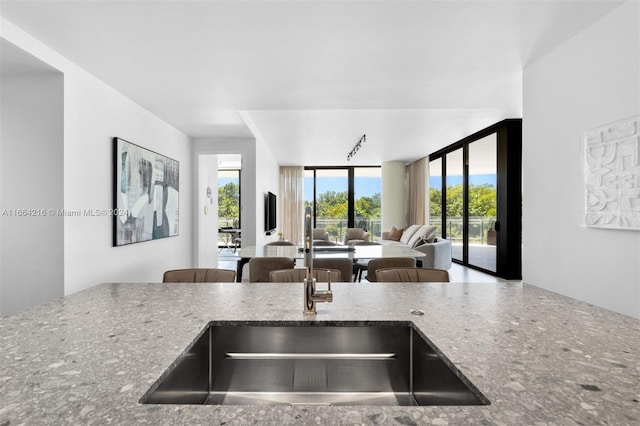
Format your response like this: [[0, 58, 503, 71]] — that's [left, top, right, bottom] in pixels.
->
[[583, 115, 640, 230], [114, 137, 180, 245]]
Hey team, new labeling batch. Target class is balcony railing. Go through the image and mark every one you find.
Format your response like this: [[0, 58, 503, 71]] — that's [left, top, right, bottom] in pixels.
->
[[314, 217, 382, 243], [220, 216, 494, 246], [429, 216, 496, 245], [218, 217, 240, 228]]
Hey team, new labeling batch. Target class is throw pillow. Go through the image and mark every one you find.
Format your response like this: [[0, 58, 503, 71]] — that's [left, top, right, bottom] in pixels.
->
[[407, 224, 437, 248], [423, 225, 437, 240], [399, 224, 421, 245], [388, 226, 403, 241], [412, 235, 436, 248], [411, 236, 426, 248]]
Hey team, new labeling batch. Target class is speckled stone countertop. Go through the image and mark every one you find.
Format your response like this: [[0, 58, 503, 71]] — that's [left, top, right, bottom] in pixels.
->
[[1, 282, 638, 425]]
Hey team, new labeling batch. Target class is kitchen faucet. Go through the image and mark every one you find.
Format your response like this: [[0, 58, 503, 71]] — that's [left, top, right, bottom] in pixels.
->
[[303, 206, 333, 315]]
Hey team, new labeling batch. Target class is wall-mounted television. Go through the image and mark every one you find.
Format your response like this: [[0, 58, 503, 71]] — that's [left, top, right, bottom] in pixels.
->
[[265, 191, 277, 235]]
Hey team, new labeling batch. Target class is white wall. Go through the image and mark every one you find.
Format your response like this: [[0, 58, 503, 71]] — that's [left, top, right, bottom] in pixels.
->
[[522, 1, 640, 318], [1, 64, 64, 316], [197, 155, 219, 267], [254, 135, 280, 246], [1, 19, 193, 299]]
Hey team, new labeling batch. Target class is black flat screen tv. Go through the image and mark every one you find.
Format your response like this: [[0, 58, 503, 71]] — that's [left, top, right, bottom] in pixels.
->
[[265, 191, 277, 235]]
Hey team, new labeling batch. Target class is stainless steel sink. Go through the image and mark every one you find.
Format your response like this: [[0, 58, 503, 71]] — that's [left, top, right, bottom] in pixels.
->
[[140, 321, 490, 406]]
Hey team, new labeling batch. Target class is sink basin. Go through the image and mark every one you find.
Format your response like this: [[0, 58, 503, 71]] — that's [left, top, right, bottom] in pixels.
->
[[140, 321, 490, 406]]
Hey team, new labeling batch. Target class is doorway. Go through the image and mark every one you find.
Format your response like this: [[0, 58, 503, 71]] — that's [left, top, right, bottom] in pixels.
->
[[196, 154, 242, 268], [217, 156, 241, 253]]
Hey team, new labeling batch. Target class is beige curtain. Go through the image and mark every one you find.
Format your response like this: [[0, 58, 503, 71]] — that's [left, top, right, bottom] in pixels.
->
[[279, 166, 304, 245], [406, 157, 428, 225]]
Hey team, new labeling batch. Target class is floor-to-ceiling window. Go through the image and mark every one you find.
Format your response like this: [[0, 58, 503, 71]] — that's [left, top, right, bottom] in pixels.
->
[[428, 159, 443, 236], [429, 119, 521, 279], [305, 166, 382, 242], [313, 169, 348, 242], [304, 168, 316, 220], [354, 167, 382, 241], [467, 133, 497, 272], [445, 148, 464, 263]]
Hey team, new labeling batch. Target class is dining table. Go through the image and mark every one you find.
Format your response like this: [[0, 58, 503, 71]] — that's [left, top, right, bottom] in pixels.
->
[[235, 244, 426, 282]]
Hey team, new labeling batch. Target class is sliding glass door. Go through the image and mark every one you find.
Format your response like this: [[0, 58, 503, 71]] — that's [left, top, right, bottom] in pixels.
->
[[432, 139, 498, 272], [445, 148, 464, 263], [429, 119, 521, 279], [467, 134, 497, 272]]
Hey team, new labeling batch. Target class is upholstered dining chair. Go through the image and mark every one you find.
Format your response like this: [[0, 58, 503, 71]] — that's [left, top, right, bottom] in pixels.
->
[[364, 257, 417, 282], [312, 228, 329, 242], [269, 268, 340, 283], [249, 257, 296, 282], [343, 228, 369, 245], [313, 258, 354, 282], [375, 267, 449, 283], [163, 268, 236, 283]]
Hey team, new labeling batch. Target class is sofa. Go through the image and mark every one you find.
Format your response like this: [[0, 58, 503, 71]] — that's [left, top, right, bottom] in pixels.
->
[[380, 224, 452, 270]]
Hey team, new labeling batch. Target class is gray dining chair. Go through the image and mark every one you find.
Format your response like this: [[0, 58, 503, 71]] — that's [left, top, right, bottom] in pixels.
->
[[312, 228, 329, 242], [343, 228, 369, 245], [375, 267, 449, 283], [313, 257, 354, 282], [249, 257, 296, 282], [365, 257, 417, 282], [163, 268, 236, 283], [269, 268, 340, 283]]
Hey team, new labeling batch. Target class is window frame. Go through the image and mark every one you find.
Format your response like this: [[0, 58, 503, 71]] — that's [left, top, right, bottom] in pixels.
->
[[304, 165, 381, 230]]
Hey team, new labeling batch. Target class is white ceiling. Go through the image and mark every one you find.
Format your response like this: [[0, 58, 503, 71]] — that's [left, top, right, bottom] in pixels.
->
[[0, 0, 622, 166]]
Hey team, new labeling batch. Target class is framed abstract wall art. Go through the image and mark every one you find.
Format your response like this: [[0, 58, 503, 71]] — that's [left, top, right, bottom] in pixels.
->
[[113, 137, 180, 246], [583, 115, 640, 230]]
